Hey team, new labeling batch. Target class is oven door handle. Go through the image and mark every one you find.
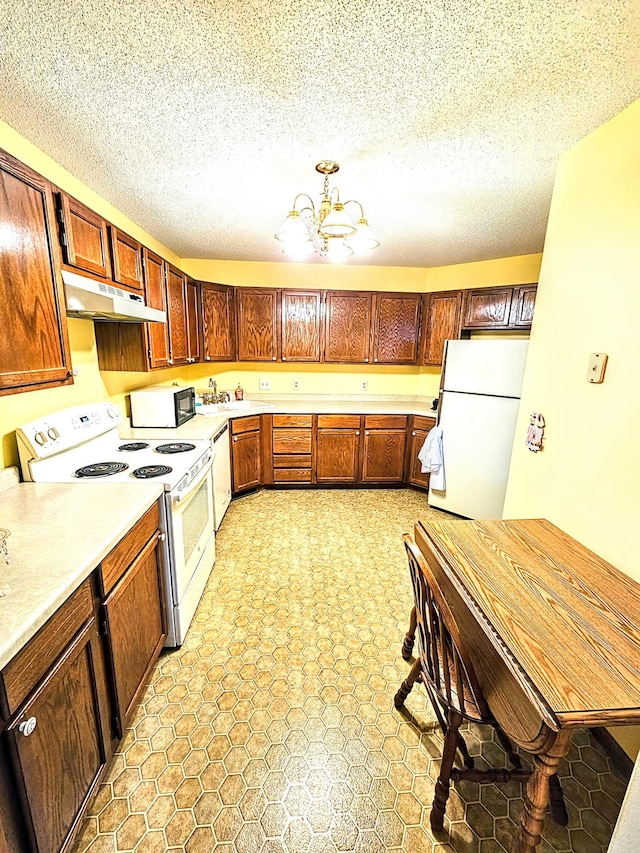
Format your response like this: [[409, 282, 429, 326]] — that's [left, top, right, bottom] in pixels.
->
[[172, 455, 214, 504]]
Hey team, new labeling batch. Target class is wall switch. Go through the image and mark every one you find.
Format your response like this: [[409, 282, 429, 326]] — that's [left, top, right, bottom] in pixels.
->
[[586, 352, 608, 384], [259, 378, 271, 391], [361, 380, 368, 391], [293, 378, 300, 390]]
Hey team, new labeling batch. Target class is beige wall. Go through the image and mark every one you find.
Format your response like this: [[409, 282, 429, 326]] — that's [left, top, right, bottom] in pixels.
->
[[0, 116, 539, 470], [504, 100, 640, 758]]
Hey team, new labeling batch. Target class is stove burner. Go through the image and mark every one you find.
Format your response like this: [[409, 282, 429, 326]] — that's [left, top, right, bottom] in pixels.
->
[[155, 442, 196, 455], [75, 462, 129, 478], [131, 465, 173, 479], [118, 442, 149, 452]]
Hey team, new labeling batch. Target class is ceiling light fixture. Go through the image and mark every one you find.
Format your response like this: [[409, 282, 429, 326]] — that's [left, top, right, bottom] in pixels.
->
[[275, 160, 379, 260]]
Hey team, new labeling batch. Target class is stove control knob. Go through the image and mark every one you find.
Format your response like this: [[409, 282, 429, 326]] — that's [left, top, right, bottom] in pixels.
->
[[34, 431, 47, 446], [47, 427, 60, 440]]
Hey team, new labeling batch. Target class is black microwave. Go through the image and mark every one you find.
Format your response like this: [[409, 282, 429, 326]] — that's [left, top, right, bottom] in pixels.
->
[[129, 385, 196, 428]]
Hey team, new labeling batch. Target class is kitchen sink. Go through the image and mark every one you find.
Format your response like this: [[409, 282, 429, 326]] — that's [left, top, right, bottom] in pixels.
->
[[196, 400, 268, 416]]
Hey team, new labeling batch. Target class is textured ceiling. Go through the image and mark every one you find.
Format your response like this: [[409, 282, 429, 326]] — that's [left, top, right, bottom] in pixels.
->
[[1, 1, 639, 268]]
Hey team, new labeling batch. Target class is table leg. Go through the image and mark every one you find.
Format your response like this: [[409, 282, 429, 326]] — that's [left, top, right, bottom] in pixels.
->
[[511, 730, 572, 853]]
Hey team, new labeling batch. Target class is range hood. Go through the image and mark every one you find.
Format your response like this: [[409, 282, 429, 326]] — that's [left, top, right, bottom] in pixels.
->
[[62, 270, 166, 323]]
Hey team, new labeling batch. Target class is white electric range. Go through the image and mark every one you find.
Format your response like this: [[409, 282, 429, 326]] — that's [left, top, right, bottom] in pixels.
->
[[16, 402, 216, 646]]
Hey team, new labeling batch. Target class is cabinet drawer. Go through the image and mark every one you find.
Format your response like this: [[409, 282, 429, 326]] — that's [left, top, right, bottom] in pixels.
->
[[273, 454, 312, 468], [272, 414, 312, 428], [231, 415, 261, 435], [364, 415, 408, 430], [2, 579, 93, 714], [317, 415, 361, 429], [273, 429, 312, 454], [273, 469, 312, 483], [100, 502, 160, 595], [414, 415, 436, 431]]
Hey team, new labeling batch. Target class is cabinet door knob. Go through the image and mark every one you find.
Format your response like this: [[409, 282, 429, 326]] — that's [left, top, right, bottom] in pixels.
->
[[412, 430, 416, 436], [233, 437, 238, 442], [365, 430, 370, 436], [205, 356, 211, 361], [19, 717, 37, 737], [365, 358, 369, 363], [282, 356, 286, 361], [374, 358, 378, 363], [356, 431, 360, 436], [272, 356, 277, 361], [158, 532, 166, 541]]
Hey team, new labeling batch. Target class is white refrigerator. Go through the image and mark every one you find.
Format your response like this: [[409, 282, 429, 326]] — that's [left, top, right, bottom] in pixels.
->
[[428, 339, 529, 519]]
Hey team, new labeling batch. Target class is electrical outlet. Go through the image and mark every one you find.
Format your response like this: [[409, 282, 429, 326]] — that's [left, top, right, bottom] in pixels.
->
[[259, 378, 271, 391], [293, 378, 300, 390], [361, 380, 368, 391]]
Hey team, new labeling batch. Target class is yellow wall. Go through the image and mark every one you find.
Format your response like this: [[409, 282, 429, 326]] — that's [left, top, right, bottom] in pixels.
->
[[503, 100, 640, 758], [0, 118, 538, 469]]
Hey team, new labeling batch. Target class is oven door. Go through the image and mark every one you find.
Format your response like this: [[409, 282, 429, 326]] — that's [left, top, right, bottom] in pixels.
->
[[166, 459, 215, 645]]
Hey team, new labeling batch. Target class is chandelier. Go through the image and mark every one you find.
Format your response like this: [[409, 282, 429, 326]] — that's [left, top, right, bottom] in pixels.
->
[[275, 160, 379, 260]]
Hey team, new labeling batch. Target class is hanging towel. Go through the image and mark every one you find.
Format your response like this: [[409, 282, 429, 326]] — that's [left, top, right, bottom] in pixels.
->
[[418, 426, 445, 490]]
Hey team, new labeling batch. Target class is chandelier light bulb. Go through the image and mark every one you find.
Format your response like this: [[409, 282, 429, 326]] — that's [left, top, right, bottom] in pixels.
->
[[346, 217, 380, 253], [274, 210, 311, 244]]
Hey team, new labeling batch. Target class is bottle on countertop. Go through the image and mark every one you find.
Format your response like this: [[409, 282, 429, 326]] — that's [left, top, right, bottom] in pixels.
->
[[235, 383, 244, 401]]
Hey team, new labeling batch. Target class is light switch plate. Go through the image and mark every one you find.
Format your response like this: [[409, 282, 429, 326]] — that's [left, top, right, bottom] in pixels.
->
[[586, 352, 608, 383]]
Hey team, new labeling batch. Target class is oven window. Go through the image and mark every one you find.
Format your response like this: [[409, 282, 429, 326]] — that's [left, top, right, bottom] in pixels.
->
[[181, 477, 211, 566]]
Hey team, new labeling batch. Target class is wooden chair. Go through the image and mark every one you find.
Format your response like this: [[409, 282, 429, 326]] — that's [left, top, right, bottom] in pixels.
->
[[395, 535, 567, 833]]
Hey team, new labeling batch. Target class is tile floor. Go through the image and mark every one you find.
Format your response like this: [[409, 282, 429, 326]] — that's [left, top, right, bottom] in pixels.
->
[[71, 489, 628, 853]]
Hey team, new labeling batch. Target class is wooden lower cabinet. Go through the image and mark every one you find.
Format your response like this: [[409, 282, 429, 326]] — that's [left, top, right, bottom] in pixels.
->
[[99, 503, 165, 736], [272, 415, 313, 483], [316, 416, 361, 483], [361, 416, 407, 483], [407, 415, 437, 489], [0, 501, 166, 853], [1, 578, 110, 853], [7, 620, 108, 853], [231, 416, 262, 494]]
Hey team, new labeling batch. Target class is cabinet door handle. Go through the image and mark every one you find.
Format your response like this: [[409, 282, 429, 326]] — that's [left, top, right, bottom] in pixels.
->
[[365, 358, 369, 363], [365, 430, 370, 436], [282, 356, 286, 361], [272, 356, 277, 361], [233, 437, 238, 442], [412, 430, 416, 436], [158, 532, 166, 541], [19, 717, 37, 737], [205, 356, 211, 361], [356, 431, 360, 436], [374, 358, 378, 363]]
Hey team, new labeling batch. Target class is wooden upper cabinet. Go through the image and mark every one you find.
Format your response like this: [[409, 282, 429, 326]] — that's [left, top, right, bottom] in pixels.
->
[[421, 290, 463, 366], [166, 265, 188, 365], [109, 227, 143, 293], [57, 193, 110, 279], [185, 278, 199, 364], [462, 287, 514, 329], [510, 284, 537, 327], [371, 292, 421, 364], [281, 290, 322, 362], [0, 151, 73, 396], [324, 291, 372, 363], [142, 249, 170, 369], [200, 283, 236, 362], [236, 288, 279, 361]]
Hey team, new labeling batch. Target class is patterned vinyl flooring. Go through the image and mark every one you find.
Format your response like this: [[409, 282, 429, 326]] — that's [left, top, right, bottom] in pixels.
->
[[71, 489, 628, 853]]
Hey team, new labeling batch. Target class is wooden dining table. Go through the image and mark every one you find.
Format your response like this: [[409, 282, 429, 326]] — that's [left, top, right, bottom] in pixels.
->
[[414, 517, 640, 853]]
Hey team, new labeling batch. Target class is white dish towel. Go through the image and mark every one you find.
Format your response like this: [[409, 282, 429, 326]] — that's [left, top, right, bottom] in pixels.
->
[[418, 426, 445, 490]]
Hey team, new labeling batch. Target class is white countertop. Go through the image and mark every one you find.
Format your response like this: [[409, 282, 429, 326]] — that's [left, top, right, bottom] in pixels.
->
[[120, 395, 438, 442], [0, 481, 163, 671]]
